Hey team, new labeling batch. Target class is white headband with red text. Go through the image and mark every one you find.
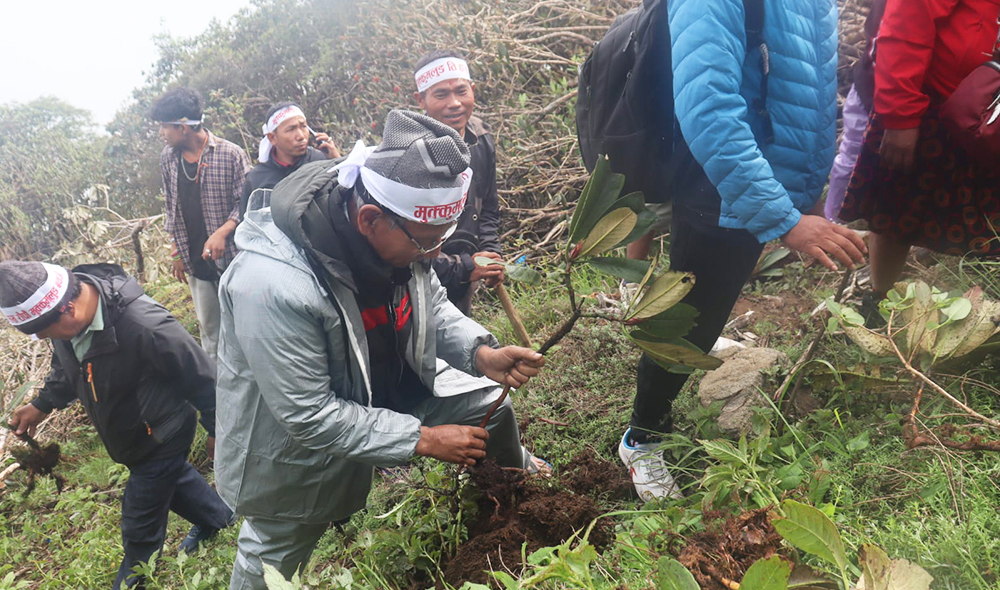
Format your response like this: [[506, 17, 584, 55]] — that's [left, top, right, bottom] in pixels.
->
[[414, 58, 472, 93], [336, 140, 473, 225], [1, 264, 70, 327], [258, 105, 306, 163]]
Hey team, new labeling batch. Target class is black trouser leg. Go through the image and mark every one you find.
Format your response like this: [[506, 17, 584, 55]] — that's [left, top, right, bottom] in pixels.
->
[[629, 205, 765, 442], [115, 453, 185, 590], [114, 452, 232, 589], [168, 461, 233, 530]]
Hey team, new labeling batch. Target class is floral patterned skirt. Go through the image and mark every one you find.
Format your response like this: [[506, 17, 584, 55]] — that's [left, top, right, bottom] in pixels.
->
[[840, 107, 1000, 256]]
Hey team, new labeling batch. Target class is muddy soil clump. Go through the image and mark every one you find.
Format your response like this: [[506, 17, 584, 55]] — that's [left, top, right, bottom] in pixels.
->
[[559, 447, 635, 502], [442, 451, 622, 587], [677, 508, 784, 589], [10, 441, 64, 495]]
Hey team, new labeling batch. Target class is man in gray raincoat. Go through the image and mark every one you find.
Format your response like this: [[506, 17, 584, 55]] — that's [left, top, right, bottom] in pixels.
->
[[215, 110, 546, 590]]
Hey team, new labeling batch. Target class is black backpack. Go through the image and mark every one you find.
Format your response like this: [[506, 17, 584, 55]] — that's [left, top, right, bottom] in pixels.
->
[[576, 0, 770, 203]]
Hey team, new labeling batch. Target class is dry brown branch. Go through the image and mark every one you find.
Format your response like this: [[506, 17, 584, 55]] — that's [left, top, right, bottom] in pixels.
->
[[774, 268, 853, 402], [883, 310, 1000, 430]]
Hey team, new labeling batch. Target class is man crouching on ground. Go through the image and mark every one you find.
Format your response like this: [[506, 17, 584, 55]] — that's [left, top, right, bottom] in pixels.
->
[[3, 261, 233, 590], [216, 109, 546, 589]]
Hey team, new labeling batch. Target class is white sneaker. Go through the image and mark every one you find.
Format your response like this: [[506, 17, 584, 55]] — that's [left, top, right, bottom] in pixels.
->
[[618, 428, 683, 501]]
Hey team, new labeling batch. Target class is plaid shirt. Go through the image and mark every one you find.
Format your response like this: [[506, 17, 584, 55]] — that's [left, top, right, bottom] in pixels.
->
[[161, 131, 252, 273]]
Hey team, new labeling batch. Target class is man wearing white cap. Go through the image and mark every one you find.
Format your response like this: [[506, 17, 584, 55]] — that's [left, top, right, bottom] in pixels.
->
[[413, 49, 504, 315], [215, 109, 547, 589], [1, 261, 234, 589], [239, 101, 341, 216], [151, 87, 252, 361]]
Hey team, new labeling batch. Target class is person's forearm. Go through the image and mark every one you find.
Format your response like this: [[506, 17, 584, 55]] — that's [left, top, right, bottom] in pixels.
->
[[216, 219, 238, 238]]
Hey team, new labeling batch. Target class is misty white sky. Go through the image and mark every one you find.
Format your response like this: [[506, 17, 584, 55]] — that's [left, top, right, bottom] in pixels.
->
[[0, 0, 253, 126]]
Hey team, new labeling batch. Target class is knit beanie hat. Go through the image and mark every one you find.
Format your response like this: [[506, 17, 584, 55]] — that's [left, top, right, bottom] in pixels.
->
[[0, 261, 77, 335], [337, 109, 473, 225]]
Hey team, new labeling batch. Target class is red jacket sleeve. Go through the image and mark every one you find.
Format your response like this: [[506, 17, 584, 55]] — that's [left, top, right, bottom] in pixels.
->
[[874, 0, 962, 128]]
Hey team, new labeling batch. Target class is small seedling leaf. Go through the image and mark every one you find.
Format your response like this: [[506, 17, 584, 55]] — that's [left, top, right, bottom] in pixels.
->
[[628, 271, 696, 321], [587, 257, 652, 284], [773, 500, 849, 574], [576, 208, 637, 258], [741, 555, 791, 590], [655, 556, 700, 590], [846, 431, 870, 453]]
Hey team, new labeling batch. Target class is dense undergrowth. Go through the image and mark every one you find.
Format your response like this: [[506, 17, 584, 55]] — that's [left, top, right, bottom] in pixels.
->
[[2, 252, 999, 589]]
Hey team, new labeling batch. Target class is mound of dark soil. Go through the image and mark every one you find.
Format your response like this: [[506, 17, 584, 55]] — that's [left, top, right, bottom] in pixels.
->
[[559, 447, 635, 502], [442, 455, 615, 587], [677, 508, 784, 589]]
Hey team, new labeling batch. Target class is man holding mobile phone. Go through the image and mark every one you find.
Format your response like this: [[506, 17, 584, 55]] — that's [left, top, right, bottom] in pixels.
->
[[240, 102, 341, 216]]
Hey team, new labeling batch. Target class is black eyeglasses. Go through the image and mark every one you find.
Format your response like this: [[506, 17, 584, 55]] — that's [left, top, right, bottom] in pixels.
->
[[386, 214, 458, 256], [356, 184, 457, 255]]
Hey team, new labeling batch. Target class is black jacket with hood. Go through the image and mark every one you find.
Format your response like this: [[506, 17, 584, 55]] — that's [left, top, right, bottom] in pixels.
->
[[31, 264, 216, 466], [431, 116, 501, 300], [240, 146, 330, 218]]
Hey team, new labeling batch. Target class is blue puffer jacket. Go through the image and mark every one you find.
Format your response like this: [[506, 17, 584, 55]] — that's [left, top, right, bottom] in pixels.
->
[[669, 0, 839, 243]]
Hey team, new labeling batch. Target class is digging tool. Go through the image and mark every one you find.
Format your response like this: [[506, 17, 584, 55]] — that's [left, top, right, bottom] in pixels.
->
[[478, 281, 538, 429], [494, 283, 533, 349]]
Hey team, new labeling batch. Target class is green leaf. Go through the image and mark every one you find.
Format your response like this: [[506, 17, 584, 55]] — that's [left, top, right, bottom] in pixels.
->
[[631, 336, 722, 370], [773, 500, 849, 576], [4, 380, 38, 418], [576, 208, 637, 258], [655, 556, 700, 590], [826, 298, 865, 327], [741, 555, 791, 590], [939, 296, 972, 322], [627, 271, 696, 321], [602, 191, 646, 215], [846, 431, 870, 453], [474, 255, 501, 268], [903, 281, 936, 355], [597, 191, 656, 248], [506, 264, 543, 285], [474, 256, 542, 286], [587, 256, 652, 283], [787, 564, 839, 589], [753, 248, 791, 277], [700, 438, 748, 466], [262, 564, 297, 590], [636, 304, 699, 339], [615, 208, 658, 249], [568, 157, 625, 245]]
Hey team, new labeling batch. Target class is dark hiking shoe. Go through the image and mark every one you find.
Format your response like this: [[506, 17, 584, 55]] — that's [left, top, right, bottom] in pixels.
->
[[179, 524, 221, 554], [179, 511, 236, 554]]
